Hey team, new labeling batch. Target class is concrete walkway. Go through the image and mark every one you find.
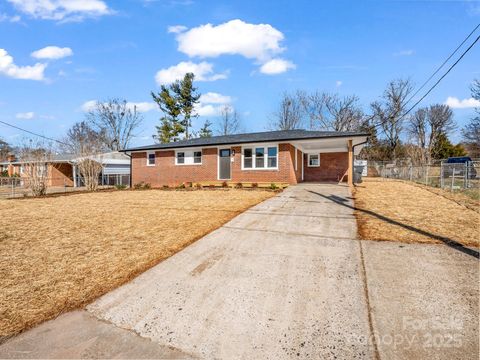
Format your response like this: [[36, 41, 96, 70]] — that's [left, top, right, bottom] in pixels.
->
[[0, 183, 478, 359]]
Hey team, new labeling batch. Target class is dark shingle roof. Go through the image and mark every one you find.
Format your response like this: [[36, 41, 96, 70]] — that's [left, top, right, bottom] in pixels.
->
[[123, 129, 369, 152]]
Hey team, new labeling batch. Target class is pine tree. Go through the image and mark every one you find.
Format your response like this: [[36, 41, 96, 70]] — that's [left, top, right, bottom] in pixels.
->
[[151, 85, 181, 143], [199, 120, 213, 138], [151, 73, 200, 142], [171, 73, 200, 139]]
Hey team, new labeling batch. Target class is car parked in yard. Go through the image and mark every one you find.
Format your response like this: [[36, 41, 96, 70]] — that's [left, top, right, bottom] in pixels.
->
[[442, 157, 477, 179]]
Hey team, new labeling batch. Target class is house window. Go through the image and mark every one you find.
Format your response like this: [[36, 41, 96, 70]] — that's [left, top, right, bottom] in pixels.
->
[[147, 152, 155, 166], [175, 150, 202, 165], [193, 151, 202, 164], [176, 152, 185, 164], [244, 148, 252, 168], [308, 154, 320, 167], [242, 145, 278, 170], [255, 148, 265, 168], [267, 147, 277, 168]]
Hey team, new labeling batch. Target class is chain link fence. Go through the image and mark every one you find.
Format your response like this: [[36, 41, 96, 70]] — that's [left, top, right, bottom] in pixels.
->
[[0, 174, 130, 199], [367, 160, 480, 195]]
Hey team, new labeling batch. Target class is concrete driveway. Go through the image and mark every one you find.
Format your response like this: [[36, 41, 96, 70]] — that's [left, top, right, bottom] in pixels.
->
[[1, 183, 478, 359]]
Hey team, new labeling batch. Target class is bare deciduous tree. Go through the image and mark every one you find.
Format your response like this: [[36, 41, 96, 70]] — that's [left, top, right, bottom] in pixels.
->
[[461, 79, 480, 157], [270, 91, 305, 130], [18, 140, 53, 196], [371, 79, 414, 159], [298, 90, 325, 130], [324, 94, 364, 131], [87, 99, 143, 151], [0, 138, 12, 162], [409, 104, 455, 163], [297, 91, 365, 131], [217, 105, 241, 135], [63, 121, 106, 191]]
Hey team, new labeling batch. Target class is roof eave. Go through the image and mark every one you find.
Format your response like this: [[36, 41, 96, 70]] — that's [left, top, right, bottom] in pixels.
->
[[122, 133, 370, 152]]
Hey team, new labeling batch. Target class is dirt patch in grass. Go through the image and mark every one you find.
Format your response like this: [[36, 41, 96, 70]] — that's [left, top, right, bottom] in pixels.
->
[[354, 178, 479, 247], [0, 189, 274, 338]]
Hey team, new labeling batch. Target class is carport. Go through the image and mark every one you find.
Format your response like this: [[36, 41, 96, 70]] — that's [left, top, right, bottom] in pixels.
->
[[291, 135, 368, 185]]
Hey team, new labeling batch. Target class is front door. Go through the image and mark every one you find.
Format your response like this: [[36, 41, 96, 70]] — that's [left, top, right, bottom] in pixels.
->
[[218, 148, 231, 180]]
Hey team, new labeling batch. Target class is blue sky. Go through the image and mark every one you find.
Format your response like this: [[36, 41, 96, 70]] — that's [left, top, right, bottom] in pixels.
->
[[0, 0, 479, 147]]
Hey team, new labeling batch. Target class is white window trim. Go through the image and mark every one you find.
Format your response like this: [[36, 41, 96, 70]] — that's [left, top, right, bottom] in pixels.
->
[[146, 151, 156, 166], [175, 149, 203, 166], [241, 144, 279, 171], [308, 153, 320, 167]]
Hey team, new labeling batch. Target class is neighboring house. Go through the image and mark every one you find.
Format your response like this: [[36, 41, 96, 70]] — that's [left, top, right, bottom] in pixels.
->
[[0, 152, 130, 187], [122, 130, 369, 187]]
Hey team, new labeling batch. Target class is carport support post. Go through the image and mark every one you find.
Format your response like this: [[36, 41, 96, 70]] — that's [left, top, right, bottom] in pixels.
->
[[348, 139, 353, 187]]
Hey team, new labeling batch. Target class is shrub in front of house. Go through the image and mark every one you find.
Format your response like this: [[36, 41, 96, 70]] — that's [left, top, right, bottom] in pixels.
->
[[134, 182, 151, 190], [269, 183, 279, 190], [251, 182, 258, 189], [115, 184, 127, 190], [235, 182, 243, 189]]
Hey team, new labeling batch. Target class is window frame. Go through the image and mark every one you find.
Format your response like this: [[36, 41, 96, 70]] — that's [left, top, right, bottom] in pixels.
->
[[175, 149, 202, 166], [147, 151, 156, 166], [307, 153, 320, 167], [241, 144, 279, 171]]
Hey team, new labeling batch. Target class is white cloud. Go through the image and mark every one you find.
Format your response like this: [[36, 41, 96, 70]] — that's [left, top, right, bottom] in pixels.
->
[[445, 96, 480, 109], [394, 49, 415, 56], [31, 46, 73, 60], [195, 104, 218, 117], [81, 100, 157, 113], [195, 91, 231, 117], [259, 58, 295, 75], [175, 19, 285, 62], [16, 112, 34, 119], [0, 49, 46, 81], [199, 92, 231, 104], [0, 13, 21, 22], [7, 0, 112, 22], [336, 80, 343, 87], [155, 61, 227, 85], [127, 102, 157, 112], [168, 25, 187, 34]]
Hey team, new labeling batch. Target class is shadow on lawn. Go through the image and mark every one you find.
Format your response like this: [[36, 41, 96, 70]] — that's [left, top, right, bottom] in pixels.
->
[[307, 190, 480, 260]]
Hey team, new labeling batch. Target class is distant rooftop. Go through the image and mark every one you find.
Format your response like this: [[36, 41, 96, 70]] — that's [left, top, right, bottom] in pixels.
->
[[122, 129, 369, 152]]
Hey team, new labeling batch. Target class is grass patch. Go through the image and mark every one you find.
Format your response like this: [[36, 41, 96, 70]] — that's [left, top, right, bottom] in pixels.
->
[[0, 189, 274, 337], [354, 178, 479, 247]]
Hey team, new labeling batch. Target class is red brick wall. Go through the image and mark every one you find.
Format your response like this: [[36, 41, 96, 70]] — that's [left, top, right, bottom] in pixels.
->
[[304, 152, 349, 182], [131, 143, 299, 187], [131, 148, 218, 187], [230, 143, 297, 184]]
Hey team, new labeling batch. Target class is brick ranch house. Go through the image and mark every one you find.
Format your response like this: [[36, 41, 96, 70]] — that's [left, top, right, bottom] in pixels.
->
[[122, 130, 369, 187], [0, 152, 130, 187]]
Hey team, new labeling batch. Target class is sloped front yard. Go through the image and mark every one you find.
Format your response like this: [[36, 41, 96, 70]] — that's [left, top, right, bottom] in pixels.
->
[[0, 189, 274, 338], [354, 178, 479, 247]]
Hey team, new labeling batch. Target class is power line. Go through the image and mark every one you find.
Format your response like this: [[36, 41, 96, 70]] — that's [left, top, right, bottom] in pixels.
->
[[0, 119, 67, 145], [405, 23, 480, 106], [400, 34, 480, 121], [374, 32, 480, 130]]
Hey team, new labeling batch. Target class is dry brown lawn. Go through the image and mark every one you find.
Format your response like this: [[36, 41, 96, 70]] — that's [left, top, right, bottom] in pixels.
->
[[0, 189, 274, 338], [354, 178, 479, 247]]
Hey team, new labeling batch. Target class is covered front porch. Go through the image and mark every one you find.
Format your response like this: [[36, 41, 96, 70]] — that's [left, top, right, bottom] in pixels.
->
[[291, 135, 368, 185]]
